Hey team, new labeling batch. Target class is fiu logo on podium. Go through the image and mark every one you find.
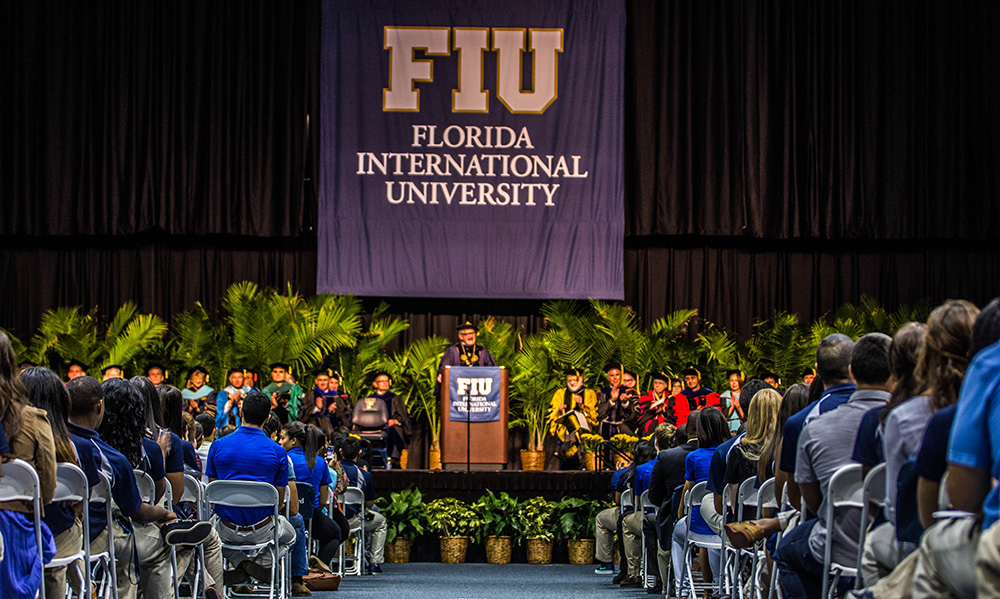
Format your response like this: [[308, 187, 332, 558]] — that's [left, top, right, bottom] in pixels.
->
[[383, 26, 564, 114], [455, 377, 494, 396]]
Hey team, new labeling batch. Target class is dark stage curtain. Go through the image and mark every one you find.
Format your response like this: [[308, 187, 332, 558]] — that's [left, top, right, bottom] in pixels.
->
[[625, 0, 1000, 239], [1, 0, 318, 237]]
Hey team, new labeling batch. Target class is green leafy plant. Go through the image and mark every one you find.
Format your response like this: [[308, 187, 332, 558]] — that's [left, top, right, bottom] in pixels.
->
[[513, 496, 555, 542], [375, 486, 426, 544], [330, 302, 408, 402], [424, 497, 482, 538], [471, 490, 519, 543], [508, 333, 562, 451], [393, 335, 449, 450], [550, 497, 600, 542]]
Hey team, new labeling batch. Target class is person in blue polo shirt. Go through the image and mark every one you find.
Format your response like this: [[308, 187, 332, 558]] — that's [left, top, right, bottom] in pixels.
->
[[206, 391, 295, 585], [65, 377, 178, 599], [338, 436, 387, 573]]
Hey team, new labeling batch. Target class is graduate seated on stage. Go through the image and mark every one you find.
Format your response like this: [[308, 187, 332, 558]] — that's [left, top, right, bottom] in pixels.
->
[[636, 370, 677, 435], [353, 372, 411, 469], [263, 362, 303, 425], [182, 365, 215, 416], [597, 362, 635, 439], [677, 364, 721, 427], [547, 367, 599, 470], [303, 369, 351, 436]]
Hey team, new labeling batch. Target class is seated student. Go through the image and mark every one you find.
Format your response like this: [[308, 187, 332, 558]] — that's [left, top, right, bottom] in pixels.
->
[[338, 436, 388, 574], [676, 365, 721, 427], [617, 440, 660, 588], [303, 369, 351, 435], [0, 339, 57, 599], [132, 377, 185, 505], [158, 384, 203, 473], [181, 412, 203, 472], [773, 333, 894, 599], [22, 367, 85, 599], [593, 457, 635, 575], [206, 392, 296, 584], [723, 388, 782, 501], [65, 377, 184, 599], [623, 426, 677, 594], [671, 407, 731, 599], [279, 422, 346, 569]]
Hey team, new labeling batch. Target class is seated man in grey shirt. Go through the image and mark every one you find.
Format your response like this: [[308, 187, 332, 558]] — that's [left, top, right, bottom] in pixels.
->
[[772, 333, 894, 599]]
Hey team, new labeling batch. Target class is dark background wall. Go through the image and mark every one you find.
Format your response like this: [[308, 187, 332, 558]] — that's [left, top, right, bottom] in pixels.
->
[[3, 0, 999, 340]]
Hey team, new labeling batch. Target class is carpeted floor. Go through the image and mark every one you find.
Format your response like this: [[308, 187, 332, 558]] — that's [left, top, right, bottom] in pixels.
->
[[313, 563, 654, 599]]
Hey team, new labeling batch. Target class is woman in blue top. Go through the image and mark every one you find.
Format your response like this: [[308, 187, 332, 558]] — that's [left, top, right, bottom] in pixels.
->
[[671, 407, 730, 598], [280, 422, 347, 569]]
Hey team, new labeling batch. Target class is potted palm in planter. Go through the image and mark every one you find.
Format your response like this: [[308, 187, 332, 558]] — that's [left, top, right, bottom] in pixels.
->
[[375, 486, 425, 563], [551, 497, 601, 565], [394, 335, 449, 469], [514, 496, 555, 564], [425, 497, 483, 563], [510, 335, 561, 470], [472, 490, 519, 564]]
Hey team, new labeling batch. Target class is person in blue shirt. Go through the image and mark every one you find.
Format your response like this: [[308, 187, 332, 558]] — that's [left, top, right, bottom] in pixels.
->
[[670, 407, 730, 599], [206, 391, 295, 584], [279, 421, 346, 569], [65, 377, 177, 599], [777, 334, 856, 511], [338, 436, 388, 573]]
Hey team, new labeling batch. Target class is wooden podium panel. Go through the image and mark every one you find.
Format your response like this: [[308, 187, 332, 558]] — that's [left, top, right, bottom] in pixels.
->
[[441, 367, 508, 469]]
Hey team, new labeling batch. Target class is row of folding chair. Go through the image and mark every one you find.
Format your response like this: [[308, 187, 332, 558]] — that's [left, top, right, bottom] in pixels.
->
[[336, 487, 367, 576], [638, 490, 658, 589]]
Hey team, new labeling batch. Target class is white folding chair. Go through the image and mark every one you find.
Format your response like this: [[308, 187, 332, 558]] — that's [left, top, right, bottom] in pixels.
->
[[749, 477, 777, 599], [638, 489, 659, 589], [44, 463, 90, 599], [621, 488, 635, 514], [337, 487, 366, 576], [204, 480, 286, 599], [854, 464, 887, 589], [822, 464, 864, 599], [133, 469, 156, 505], [88, 472, 117, 599], [173, 474, 207, 599], [681, 481, 723, 598], [767, 482, 791, 599], [0, 459, 46, 599], [725, 477, 761, 599]]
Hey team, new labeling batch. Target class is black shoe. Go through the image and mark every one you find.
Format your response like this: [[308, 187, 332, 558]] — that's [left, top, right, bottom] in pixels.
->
[[162, 520, 213, 546], [612, 571, 628, 585], [367, 563, 383, 574], [223, 562, 249, 586], [244, 561, 272, 583], [646, 579, 662, 594], [619, 575, 643, 588]]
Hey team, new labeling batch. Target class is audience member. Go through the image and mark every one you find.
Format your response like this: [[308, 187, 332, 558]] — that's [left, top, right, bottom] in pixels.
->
[[618, 440, 660, 588], [338, 436, 388, 574], [721, 369, 745, 432]]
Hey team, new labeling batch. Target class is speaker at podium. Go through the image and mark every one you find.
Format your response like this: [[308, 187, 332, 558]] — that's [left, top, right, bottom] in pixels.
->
[[440, 366, 508, 470]]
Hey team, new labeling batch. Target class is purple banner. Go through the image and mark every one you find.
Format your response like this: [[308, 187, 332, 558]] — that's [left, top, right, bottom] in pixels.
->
[[318, 0, 624, 299]]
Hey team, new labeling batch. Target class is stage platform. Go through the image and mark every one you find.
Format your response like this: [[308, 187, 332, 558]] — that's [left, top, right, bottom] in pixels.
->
[[371, 468, 615, 502]]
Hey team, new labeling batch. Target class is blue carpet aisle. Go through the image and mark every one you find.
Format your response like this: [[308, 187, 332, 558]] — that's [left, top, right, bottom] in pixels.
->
[[315, 563, 647, 599]]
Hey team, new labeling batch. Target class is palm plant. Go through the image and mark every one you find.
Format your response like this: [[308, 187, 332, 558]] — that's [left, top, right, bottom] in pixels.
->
[[746, 311, 814, 385], [1, 328, 28, 363], [393, 335, 449, 450], [329, 303, 408, 402], [632, 309, 698, 390], [28, 303, 168, 374], [509, 333, 562, 451], [475, 317, 519, 369]]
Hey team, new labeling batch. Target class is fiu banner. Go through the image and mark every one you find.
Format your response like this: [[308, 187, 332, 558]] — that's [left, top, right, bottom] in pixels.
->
[[317, 0, 624, 299], [448, 367, 502, 423]]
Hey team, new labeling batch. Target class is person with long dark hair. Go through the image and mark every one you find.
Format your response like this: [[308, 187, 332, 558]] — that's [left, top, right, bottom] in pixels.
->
[[0, 333, 57, 599], [279, 421, 347, 572], [158, 384, 201, 473], [130, 376, 182, 504], [670, 407, 729, 598], [21, 367, 83, 599]]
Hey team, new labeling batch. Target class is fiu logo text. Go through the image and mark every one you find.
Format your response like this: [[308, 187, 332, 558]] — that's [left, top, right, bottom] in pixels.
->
[[383, 27, 564, 114], [455, 377, 494, 396]]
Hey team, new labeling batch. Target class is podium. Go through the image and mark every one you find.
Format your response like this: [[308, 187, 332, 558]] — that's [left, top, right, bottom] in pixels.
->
[[440, 366, 508, 470]]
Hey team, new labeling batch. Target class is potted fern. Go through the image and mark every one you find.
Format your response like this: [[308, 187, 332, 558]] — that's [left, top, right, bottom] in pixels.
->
[[551, 497, 601, 564], [425, 497, 482, 563], [472, 490, 519, 564], [514, 496, 555, 564], [375, 486, 425, 563]]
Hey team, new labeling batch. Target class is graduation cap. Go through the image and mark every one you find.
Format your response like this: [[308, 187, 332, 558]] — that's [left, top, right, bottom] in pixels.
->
[[370, 370, 391, 382], [801, 367, 817, 378], [680, 365, 701, 378], [758, 370, 779, 381], [623, 370, 638, 380], [226, 367, 246, 378], [186, 365, 209, 381], [456, 321, 477, 332], [329, 370, 342, 381], [101, 364, 125, 376], [269, 362, 291, 372], [603, 361, 624, 374], [563, 367, 583, 378], [650, 370, 671, 383], [725, 368, 745, 380], [68, 359, 88, 371]]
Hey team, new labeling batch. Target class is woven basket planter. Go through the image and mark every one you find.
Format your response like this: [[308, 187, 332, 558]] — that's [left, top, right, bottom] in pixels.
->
[[567, 538, 596, 565], [428, 448, 442, 470], [485, 535, 512, 564], [582, 451, 597, 471], [440, 536, 470, 563], [526, 537, 553, 564], [520, 449, 546, 471], [384, 538, 411, 563]]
